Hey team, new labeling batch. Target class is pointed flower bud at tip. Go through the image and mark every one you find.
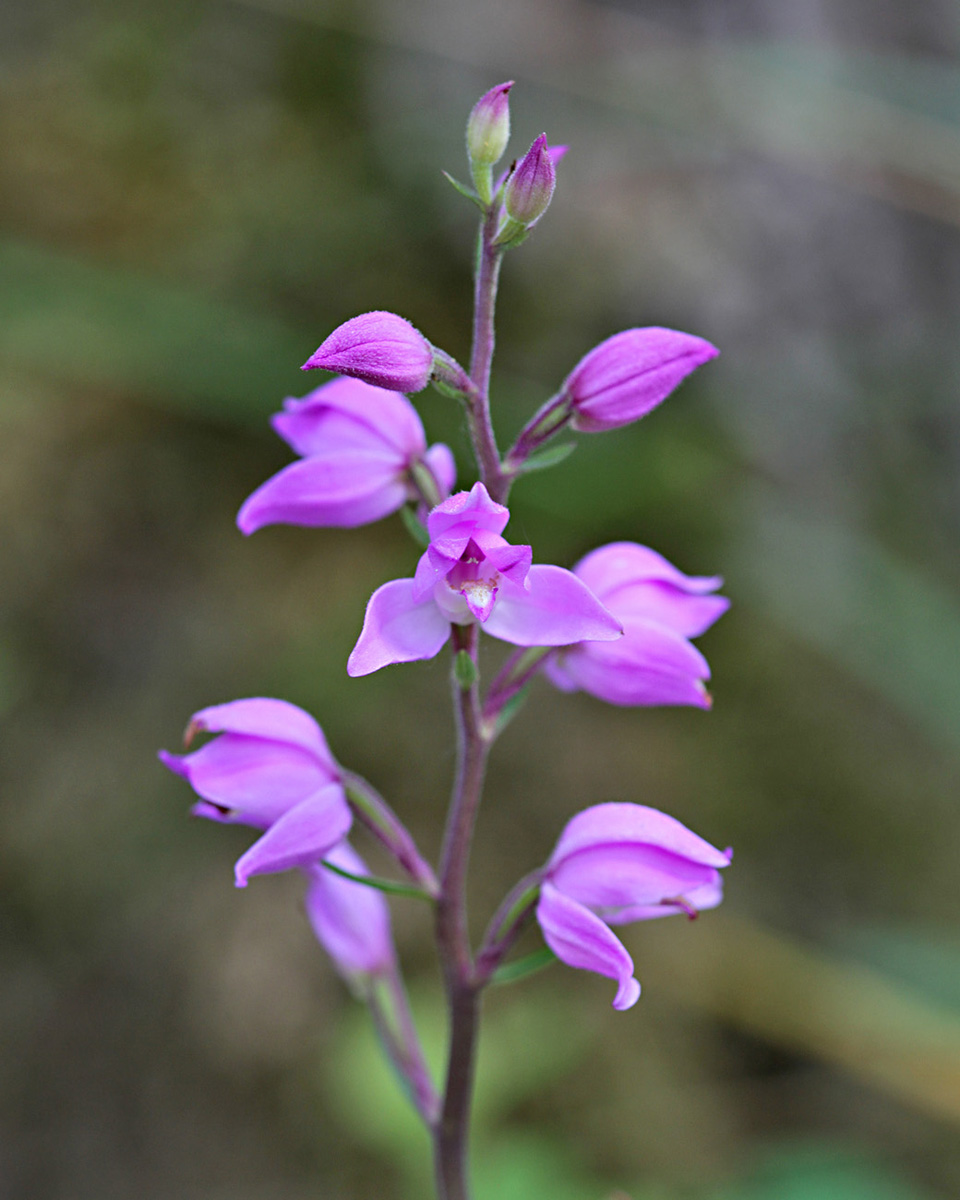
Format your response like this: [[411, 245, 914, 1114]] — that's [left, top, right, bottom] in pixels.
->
[[503, 133, 556, 227], [564, 327, 719, 432], [302, 311, 434, 394], [467, 81, 513, 169]]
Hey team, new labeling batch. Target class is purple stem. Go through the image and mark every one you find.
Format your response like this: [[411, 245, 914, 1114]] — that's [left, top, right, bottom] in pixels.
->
[[433, 624, 490, 1200], [482, 646, 552, 735], [473, 868, 544, 986], [369, 964, 440, 1125], [467, 208, 507, 503], [342, 771, 439, 895], [502, 390, 572, 475]]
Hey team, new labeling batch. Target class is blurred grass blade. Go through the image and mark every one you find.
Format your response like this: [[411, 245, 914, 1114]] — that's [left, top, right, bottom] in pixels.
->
[[0, 238, 311, 423], [641, 912, 960, 1126], [735, 492, 960, 758]]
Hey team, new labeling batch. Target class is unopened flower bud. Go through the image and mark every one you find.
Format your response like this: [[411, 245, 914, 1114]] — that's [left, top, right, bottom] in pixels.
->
[[303, 311, 434, 394], [467, 81, 513, 168], [503, 133, 556, 227], [563, 327, 719, 432]]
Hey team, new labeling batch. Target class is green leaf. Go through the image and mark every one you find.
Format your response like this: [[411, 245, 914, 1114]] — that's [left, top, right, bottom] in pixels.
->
[[516, 442, 577, 474], [400, 505, 430, 548], [442, 170, 484, 210], [430, 377, 469, 402], [491, 947, 557, 986], [318, 858, 434, 902]]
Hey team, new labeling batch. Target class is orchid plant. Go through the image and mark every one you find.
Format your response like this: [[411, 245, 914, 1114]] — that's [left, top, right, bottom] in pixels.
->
[[159, 82, 731, 1200]]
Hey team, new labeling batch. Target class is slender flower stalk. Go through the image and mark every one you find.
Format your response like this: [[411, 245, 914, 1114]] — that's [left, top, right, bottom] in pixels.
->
[[342, 770, 439, 894], [473, 869, 545, 985], [433, 623, 489, 1200], [467, 204, 507, 502], [368, 966, 440, 1124]]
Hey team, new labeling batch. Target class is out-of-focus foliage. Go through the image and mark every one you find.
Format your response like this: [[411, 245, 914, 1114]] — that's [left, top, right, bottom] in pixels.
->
[[3, 1, 960, 1197]]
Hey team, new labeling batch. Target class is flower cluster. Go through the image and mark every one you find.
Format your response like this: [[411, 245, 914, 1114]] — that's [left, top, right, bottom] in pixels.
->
[[159, 699, 394, 983], [159, 80, 733, 1196], [348, 481, 622, 676]]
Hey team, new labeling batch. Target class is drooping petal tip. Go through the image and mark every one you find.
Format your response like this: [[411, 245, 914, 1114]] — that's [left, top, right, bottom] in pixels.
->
[[233, 784, 352, 887]]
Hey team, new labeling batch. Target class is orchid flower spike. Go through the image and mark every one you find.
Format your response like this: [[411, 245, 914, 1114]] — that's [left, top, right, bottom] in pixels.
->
[[303, 311, 435, 394], [544, 542, 729, 708], [537, 803, 732, 1010], [159, 698, 352, 887], [305, 841, 395, 982], [237, 378, 456, 533], [561, 327, 719, 432], [347, 482, 622, 676]]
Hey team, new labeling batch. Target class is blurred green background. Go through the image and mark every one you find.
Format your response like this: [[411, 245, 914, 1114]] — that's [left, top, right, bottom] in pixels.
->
[[3, 1, 960, 1197]]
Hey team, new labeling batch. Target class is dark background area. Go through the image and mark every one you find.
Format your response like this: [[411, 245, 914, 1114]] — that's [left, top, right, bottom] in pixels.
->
[[3, 1, 960, 1197]]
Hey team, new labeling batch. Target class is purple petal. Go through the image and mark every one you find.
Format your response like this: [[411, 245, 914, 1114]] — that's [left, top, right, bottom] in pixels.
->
[[482, 565, 622, 647], [564, 328, 718, 432], [234, 783, 352, 886], [605, 582, 729, 639], [539, 651, 578, 692], [426, 482, 509, 543], [159, 735, 332, 828], [482, 542, 532, 589], [536, 883, 640, 1011], [571, 544, 728, 638], [549, 618, 713, 707], [550, 803, 732, 872], [422, 443, 457, 499], [573, 541, 724, 597], [187, 698, 333, 761], [237, 451, 408, 533], [347, 578, 451, 676], [550, 843, 724, 913], [302, 311, 434, 394], [606, 876, 725, 924], [190, 800, 238, 823], [272, 377, 427, 458], [303, 842, 394, 976]]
